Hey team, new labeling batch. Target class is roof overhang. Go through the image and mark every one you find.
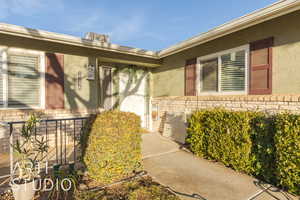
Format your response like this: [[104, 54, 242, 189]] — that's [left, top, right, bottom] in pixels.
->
[[158, 0, 300, 58], [98, 57, 161, 68], [0, 23, 158, 59]]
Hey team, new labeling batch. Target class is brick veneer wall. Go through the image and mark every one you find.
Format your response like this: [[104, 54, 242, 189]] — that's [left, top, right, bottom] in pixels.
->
[[0, 108, 102, 155], [151, 95, 300, 143]]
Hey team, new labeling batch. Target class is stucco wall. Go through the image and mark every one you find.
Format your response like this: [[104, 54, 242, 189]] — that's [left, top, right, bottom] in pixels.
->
[[152, 10, 300, 97], [64, 55, 99, 110]]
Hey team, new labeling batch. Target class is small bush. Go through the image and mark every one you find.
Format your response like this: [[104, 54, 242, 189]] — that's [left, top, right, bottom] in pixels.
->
[[84, 110, 142, 184], [274, 114, 300, 195]]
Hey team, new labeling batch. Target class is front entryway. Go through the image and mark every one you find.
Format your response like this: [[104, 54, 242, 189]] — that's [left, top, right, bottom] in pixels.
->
[[119, 68, 150, 128]]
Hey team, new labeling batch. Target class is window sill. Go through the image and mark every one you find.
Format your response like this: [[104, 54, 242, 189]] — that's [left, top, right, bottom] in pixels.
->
[[0, 107, 44, 111], [198, 91, 247, 96]]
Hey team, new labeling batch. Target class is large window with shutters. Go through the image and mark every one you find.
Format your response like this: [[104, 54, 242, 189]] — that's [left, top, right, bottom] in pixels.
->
[[198, 45, 249, 95], [0, 47, 45, 109]]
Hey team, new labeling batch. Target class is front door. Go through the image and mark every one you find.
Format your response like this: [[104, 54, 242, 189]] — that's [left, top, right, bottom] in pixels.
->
[[119, 69, 149, 128]]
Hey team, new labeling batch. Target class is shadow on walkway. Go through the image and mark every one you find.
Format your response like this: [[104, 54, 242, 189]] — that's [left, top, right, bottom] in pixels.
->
[[249, 180, 299, 200]]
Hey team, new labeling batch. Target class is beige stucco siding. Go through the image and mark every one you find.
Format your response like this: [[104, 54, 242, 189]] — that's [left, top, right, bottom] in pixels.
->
[[273, 36, 300, 94], [64, 55, 99, 110], [153, 10, 300, 97], [152, 66, 184, 97]]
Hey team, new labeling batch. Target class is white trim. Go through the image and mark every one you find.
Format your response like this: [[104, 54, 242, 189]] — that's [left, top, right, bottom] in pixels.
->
[[196, 62, 201, 96], [217, 56, 222, 93], [245, 47, 250, 95], [1, 48, 8, 108], [99, 65, 114, 110], [198, 45, 249, 61], [197, 45, 250, 95], [40, 52, 46, 109], [0, 46, 45, 109]]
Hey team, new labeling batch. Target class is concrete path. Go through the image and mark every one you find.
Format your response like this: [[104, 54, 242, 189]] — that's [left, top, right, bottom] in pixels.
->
[[142, 133, 299, 200]]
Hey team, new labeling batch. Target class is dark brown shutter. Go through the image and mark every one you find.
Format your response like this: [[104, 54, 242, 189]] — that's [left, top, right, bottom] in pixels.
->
[[45, 53, 64, 109], [249, 37, 273, 95], [185, 58, 197, 96]]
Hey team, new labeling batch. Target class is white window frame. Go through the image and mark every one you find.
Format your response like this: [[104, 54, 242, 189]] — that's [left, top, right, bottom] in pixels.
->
[[99, 65, 114, 109], [196, 44, 250, 96], [0, 46, 45, 109]]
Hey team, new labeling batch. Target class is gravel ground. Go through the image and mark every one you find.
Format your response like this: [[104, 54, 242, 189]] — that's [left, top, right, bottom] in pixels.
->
[[0, 190, 13, 200]]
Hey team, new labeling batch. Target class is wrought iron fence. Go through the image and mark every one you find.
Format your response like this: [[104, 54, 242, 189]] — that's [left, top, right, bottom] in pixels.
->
[[0, 117, 89, 180]]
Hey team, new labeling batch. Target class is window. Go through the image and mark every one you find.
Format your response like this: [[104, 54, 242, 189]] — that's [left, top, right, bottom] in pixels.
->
[[0, 48, 44, 109], [220, 50, 246, 92], [201, 58, 218, 92], [198, 45, 249, 94]]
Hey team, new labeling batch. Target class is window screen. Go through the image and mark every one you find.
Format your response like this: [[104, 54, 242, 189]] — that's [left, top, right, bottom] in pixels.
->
[[8, 55, 40, 107], [201, 58, 218, 92], [221, 50, 246, 92]]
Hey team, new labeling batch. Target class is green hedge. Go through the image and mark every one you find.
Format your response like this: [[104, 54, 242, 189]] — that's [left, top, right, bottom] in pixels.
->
[[274, 114, 300, 194], [186, 109, 253, 172], [83, 110, 142, 184], [250, 114, 277, 183], [186, 109, 300, 195]]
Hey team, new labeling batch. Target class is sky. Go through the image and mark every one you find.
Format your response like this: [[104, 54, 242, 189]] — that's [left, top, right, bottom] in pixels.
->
[[0, 0, 279, 51]]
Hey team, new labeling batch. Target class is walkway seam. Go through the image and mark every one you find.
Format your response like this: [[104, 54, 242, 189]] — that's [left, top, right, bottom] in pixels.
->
[[246, 186, 272, 200], [142, 149, 180, 160]]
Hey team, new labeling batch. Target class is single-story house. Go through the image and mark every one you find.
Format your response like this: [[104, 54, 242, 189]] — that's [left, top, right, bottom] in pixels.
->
[[0, 0, 300, 144]]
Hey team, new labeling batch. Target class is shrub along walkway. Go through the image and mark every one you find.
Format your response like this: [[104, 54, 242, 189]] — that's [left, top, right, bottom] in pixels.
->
[[142, 133, 299, 200]]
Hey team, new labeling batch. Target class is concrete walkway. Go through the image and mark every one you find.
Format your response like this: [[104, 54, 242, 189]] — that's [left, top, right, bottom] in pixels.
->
[[142, 133, 299, 200]]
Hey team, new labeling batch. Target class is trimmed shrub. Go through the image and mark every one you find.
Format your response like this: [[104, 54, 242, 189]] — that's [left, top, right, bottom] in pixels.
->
[[250, 114, 277, 183], [83, 110, 142, 184], [274, 114, 300, 195], [186, 108, 300, 195], [186, 109, 254, 172]]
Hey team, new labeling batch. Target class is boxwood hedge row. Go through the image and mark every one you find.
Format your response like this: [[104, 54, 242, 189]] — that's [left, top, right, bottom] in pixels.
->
[[186, 109, 300, 195]]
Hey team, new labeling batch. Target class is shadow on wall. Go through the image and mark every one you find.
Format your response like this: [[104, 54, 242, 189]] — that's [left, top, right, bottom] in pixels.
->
[[163, 112, 187, 144], [5, 53, 148, 114], [62, 56, 97, 110], [6, 27, 149, 111], [100, 64, 148, 110], [3, 53, 95, 110]]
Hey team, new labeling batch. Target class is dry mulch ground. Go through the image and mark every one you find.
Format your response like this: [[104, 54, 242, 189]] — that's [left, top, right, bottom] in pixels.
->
[[0, 175, 180, 200], [0, 190, 13, 200]]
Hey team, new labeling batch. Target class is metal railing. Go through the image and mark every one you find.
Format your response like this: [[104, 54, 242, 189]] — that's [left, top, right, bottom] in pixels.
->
[[0, 117, 89, 179]]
